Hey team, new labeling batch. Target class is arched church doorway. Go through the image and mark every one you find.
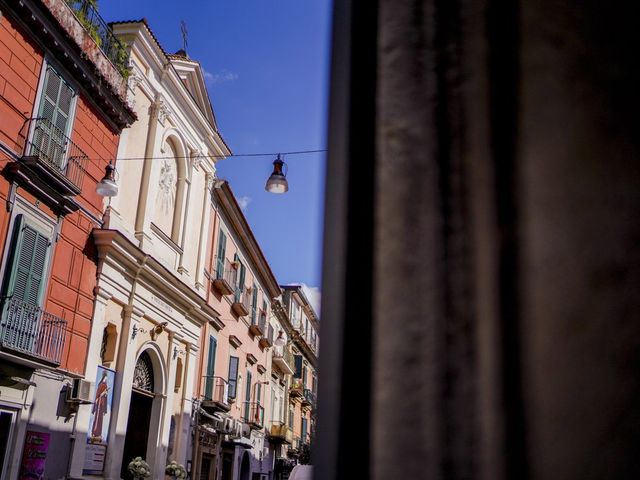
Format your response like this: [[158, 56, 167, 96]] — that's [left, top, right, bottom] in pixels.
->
[[239, 451, 251, 480], [120, 351, 155, 478]]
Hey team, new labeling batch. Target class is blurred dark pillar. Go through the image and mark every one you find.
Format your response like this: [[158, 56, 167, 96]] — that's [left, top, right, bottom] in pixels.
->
[[317, 0, 640, 479]]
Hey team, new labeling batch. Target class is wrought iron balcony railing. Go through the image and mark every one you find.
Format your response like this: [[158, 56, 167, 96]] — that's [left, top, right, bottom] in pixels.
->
[[212, 258, 237, 295], [272, 345, 295, 375], [23, 117, 88, 194], [251, 308, 267, 336], [247, 402, 265, 429], [65, 0, 130, 78], [231, 289, 251, 317], [289, 378, 304, 396], [201, 376, 231, 412], [269, 422, 293, 444], [302, 388, 316, 408], [0, 298, 67, 365]]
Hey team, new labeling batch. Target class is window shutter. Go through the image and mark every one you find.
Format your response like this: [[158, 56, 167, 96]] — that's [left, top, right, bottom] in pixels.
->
[[302, 417, 308, 441], [257, 382, 262, 404], [294, 355, 303, 378], [302, 366, 307, 386], [228, 356, 239, 398], [3, 216, 50, 306], [251, 285, 258, 324], [244, 370, 252, 421], [216, 230, 226, 278], [204, 336, 217, 399], [36, 66, 75, 166]]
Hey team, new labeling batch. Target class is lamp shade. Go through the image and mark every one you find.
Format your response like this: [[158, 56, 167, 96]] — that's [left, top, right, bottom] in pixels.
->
[[96, 161, 118, 197], [265, 155, 288, 194]]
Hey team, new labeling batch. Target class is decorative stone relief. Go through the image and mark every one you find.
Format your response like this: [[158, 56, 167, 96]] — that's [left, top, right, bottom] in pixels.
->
[[157, 158, 177, 216], [192, 150, 203, 170], [158, 100, 171, 125]]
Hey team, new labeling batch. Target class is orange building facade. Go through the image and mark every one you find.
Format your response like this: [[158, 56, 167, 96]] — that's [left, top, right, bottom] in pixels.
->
[[0, 0, 133, 478]]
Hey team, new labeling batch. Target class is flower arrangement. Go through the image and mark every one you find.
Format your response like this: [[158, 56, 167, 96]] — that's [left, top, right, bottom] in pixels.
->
[[165, 461, 187, 479], [127, 457, 151, 479]]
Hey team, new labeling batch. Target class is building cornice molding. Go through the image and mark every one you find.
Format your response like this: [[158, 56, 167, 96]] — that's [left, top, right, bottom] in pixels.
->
[[93, 228, 222, 329]]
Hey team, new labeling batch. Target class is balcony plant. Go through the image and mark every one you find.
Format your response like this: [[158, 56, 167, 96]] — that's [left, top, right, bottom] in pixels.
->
[[165, 461, 187, 480], [127, 457, 151, 479]]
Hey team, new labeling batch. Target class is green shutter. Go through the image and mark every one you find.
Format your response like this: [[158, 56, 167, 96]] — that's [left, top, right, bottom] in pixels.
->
[[3, 216, 50, 306], [251, 285, 258, 324], [244, 370, 252, 421], [34, 65, 75, 166], [228, 356, 239, 398], [302, 417, 308, 442], [294, 355, 303, 378], [234, 254, 246, 302], [204, 336, 217, 400], [215, 230, 226, 279]]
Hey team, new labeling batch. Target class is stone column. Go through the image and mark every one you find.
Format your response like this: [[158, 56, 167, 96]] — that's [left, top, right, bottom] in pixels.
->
[[173, 341, 196, 466], [104, 304, 145, 480]]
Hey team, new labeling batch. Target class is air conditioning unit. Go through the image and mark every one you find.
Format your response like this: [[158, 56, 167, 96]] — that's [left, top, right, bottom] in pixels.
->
[[67, 379, 93, 403], [222, 417, 234, 434]]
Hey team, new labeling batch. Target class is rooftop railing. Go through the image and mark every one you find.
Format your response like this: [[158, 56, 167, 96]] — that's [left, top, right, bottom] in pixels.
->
[[65, 0, 130, 78]]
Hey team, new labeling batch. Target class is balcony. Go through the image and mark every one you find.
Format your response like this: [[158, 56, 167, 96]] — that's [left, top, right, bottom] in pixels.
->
[[302, 388, 315, 409], [0, 298, 67, 365], [289, 378, 304, 397], [259, 323, 274, 349], [269, 422, 293, 444], [247, 402, 264, 429], [9, 118, 88, 208], [272, 346, 295, 375], [231, 289, 251, 317], [65, 0, 130, 78], [250, 309, 266, 337], [200, 376, 231, 412], [212, 258, 237, 295]]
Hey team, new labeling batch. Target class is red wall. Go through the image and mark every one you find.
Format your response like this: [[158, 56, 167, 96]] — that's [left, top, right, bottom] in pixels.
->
[[0, 12, 122, 374]]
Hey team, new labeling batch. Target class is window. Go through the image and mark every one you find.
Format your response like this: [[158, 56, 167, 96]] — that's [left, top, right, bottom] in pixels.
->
[[289, 408, 294, 429], [204, 335, 217, 400], [227, 355, 239, 398], [233, 253, 246, 301], [294, 355, 303, 379], [251, 284, 258, 324], [0, 409, 17, 479], [301, 417, 308, 442], [1, 214, 52, 310], [32, 64, 76, 167], [302, 366, 307, 386], [215, 229, 227, 279], [244, 370, 252, 421]]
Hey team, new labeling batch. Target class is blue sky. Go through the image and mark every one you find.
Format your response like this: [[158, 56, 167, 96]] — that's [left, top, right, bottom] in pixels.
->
[[100, 1, 331, 302]]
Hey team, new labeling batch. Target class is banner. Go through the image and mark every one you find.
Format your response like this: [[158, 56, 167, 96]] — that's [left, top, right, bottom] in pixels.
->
[[19, 431, 50, 480], [83, 366, 115, 475]]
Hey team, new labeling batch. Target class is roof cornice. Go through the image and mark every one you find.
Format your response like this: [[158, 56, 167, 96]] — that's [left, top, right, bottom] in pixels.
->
[[213, 182, 281, 299]]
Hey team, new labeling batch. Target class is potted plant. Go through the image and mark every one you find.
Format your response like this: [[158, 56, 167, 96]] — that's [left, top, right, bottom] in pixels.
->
[[127, 457, 151, 480], [165, 460, 187, 479]]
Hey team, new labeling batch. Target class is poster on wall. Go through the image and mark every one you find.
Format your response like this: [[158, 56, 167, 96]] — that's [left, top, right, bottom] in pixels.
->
[[19, 431, 50, 480], [83, 366, 115, 475]]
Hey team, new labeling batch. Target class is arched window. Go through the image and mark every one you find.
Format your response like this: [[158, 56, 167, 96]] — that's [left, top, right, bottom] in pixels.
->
[[133, 351, 154, 393]]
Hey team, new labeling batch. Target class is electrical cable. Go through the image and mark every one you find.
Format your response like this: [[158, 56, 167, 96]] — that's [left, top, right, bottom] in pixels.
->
[[87, 148, 327, 163]]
